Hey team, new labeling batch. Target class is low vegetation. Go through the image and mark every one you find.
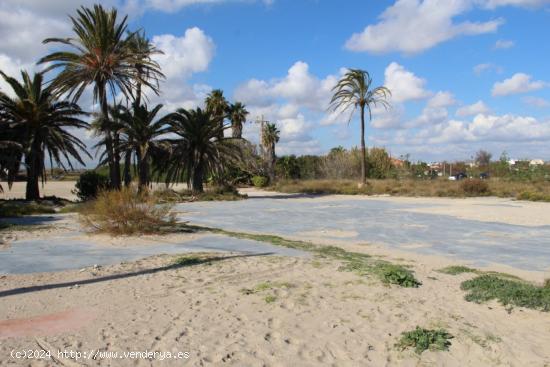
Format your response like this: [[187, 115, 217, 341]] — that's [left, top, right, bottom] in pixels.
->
[[73, 171, 109, 201], [153, 186, 246, 203], [460, 179, 490, 196], [79, 187, 175, 235], [271, 178, 550, 201], [461, 275, 550, 312], [396, 327, 453, 354], [205, 228, 421, 288], [0, 197, 73, 217], [437, 265, 479, 275]]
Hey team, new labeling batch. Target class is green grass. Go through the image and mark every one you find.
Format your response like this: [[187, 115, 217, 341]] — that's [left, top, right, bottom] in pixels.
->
[[461, 275, 550, 311], [0, 201, 56, 217], [200, 227, 421, 288], [396, 327, 453, 354], [437, 266, 479, 275]]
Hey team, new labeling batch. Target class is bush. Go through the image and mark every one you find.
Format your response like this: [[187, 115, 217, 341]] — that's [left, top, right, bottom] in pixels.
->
[[375, 263, 422, 288], [460, 179, 490, 196], [397, 327, 453, 354], [516, 191, 550, 202], [79, 187, 175, 235], [461, 274, 550, 311], [252, 175, 269, 188], [73, 171, 109, 201]]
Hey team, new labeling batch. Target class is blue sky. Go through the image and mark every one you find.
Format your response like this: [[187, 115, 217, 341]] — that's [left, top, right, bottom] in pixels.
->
[[1, 0, 550, 164]]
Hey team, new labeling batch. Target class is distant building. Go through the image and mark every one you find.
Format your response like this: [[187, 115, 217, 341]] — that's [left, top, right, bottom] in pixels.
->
[[529, 159, 545, 166]]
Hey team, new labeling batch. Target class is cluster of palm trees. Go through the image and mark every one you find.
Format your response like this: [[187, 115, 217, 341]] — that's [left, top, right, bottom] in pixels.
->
[[0, 4, 270, 199], [1, 4, 390, 200]]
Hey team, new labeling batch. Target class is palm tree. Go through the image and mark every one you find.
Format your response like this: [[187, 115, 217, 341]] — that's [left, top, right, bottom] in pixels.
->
[[162, 108, 239, 193], [228, 102, 248, 139], [205, 89, 229, 139], [113, 103, 170, 190], [123, 31, 164, 186], [262, 122, 280, 183], [0, 71, 89, 200], [38, 4, 163, 190], [329, 69, 391, 186]]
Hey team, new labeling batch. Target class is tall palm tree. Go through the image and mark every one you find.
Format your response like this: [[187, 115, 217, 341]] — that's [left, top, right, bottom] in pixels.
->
[[228, 102, 248, 139], [262, 122, 280, 183], [329, 69, 391, 186], [205, 89, 229, 139], [162, 108, 239, 193], [113, 103, 170, 190], [38, 4, 163, 190], [123, 31, 164, 186], [0, 71, 89, 200]]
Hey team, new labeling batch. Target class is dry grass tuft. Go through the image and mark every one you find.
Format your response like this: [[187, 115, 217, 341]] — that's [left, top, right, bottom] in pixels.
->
[[79, 187, 175, 235]]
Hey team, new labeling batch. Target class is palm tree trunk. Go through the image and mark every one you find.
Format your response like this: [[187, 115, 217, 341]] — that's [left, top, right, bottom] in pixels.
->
[[123, 150, 132, 187], [268, 145, 276, 183], [113, 132, 121, 188], [99, 84, 120, 190], [360, 105, 367, 185], [25, 153, 40, 201], [232, 122, 242, 139], [137, 151, 148, 191], [191, 166, 204, 193]]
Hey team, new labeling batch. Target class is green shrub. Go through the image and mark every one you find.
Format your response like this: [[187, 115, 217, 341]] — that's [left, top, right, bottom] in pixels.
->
[[252, 175, 269, 188], [516, 191, 550, 202], [73, 171, 109, 201], [79, 187, 175, 235], [461, 275, 550, 311], [0, 201, 56, 217], [461, 179, 490, 196], [397, 327, 453, 354], [438, 266, 478, 275], [375, 263, 422, 288]]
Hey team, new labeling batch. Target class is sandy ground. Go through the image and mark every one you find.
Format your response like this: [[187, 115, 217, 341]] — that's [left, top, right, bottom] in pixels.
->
[[1, 248, 550, 367], [3, 182, 550, 227], [0, 181, 188, 202], [2, 185, 550, 365]]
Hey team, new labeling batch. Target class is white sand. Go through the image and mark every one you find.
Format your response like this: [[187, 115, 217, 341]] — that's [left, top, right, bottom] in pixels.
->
[[1, 248, 549, 366], [0, 181, 189, 202], [2, 187, 550, 365]]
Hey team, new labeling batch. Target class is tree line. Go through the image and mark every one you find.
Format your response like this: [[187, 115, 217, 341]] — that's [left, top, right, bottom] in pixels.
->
[[1, 4, 392, 200]]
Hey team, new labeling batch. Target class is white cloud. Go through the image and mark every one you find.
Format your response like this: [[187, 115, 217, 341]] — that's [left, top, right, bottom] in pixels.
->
[[143, 0, 272, 12], [494, 39, 515, 49], [370, 113, 550, 162], [235, 61, 341, 155], [492, 73, 547, 96], [456, 100, 491, 116], [482, 0, 550, 9], [473, 62, 503, 75], [235, 61, 338, 111], [371, 104, 404, 129], [523, 96, 550, 108], [427, 91, 456, 108], [152, 27, 215, 79], [144, 28, 216, 111], [384, 62, 431, 103], [345, 0, 503, 54]]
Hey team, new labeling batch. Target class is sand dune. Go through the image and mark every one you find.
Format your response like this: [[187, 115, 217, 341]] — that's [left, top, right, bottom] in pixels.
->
[[1, 245, 549, 366]]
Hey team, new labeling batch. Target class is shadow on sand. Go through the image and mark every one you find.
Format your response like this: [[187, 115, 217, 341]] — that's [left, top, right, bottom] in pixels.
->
[[0, 252, 273, 298]]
